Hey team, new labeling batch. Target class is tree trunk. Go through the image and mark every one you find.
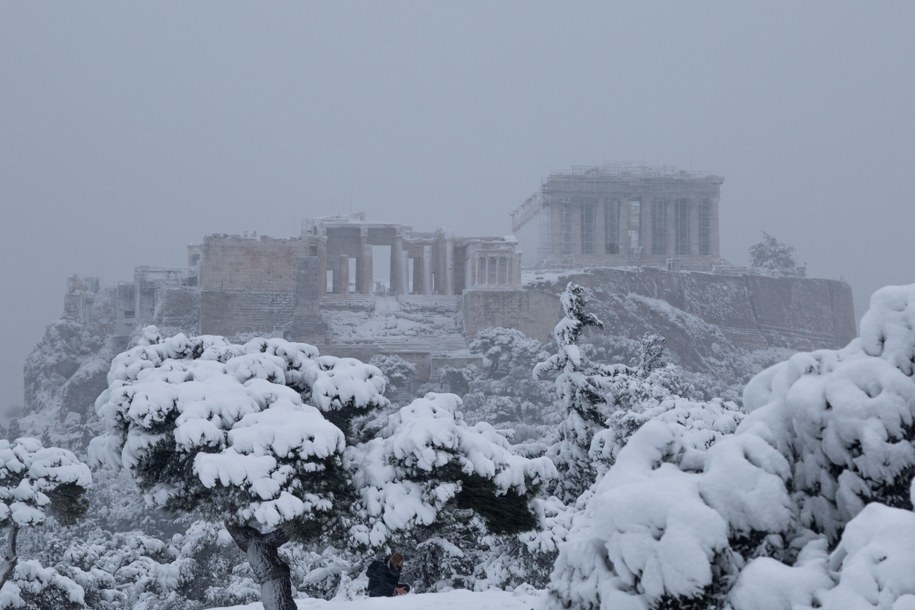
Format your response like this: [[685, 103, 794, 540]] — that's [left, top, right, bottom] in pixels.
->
[[0, 525, 18, 590], [225, 522, 296, 610]]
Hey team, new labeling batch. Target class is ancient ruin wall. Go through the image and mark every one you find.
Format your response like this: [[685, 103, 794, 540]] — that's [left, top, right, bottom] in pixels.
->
[[154, 287, 200, 334], [200, 236, 306, 291], [463, 289, 561, 343], [199, 290, 295, 337], [198, 236, 305, 336]]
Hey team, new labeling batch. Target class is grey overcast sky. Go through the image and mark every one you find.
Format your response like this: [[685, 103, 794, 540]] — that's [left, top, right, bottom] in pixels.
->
[[2, 2, 914, 408]]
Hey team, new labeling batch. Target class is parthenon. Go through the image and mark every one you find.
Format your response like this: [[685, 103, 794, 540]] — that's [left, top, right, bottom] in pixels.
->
[[512, 164, 723, 271]]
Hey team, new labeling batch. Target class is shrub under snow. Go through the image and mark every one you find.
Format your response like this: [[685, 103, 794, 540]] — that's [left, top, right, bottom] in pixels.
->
[[544, 282, 915, 610]]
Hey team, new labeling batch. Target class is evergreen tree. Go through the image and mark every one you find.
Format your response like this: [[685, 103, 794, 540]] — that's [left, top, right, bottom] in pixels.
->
[[91, 327, 553, 610], [533, 283, 633, 503], [749, 231, 799, 275]]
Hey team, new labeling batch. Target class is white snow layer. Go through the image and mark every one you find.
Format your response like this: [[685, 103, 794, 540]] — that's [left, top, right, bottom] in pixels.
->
[[207, 588, 541, 610], [544, 282, 915, 609]]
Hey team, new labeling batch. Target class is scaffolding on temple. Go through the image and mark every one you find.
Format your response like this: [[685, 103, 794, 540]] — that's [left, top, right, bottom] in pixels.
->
[[511, 164, 724, 271]]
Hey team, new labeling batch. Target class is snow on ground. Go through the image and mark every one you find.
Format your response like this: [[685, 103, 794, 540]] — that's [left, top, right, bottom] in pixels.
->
[[208, 589, 542, 610]]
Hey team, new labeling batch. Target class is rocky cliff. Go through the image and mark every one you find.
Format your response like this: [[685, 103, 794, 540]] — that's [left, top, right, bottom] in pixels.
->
[[464, 267, 856, 380]]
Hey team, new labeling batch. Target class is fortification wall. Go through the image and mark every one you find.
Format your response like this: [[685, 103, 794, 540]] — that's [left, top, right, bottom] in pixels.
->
[[154, 287, 200, 334], [199, 290, 294, 337], [200, 236, 305, 291]]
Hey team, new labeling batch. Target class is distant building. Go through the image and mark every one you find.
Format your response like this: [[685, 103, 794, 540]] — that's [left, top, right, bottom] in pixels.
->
[[511, 164, 723, 271]]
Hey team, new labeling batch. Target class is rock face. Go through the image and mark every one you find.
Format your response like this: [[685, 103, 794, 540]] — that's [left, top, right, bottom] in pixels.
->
[[22, 318, 125, 449], [464, 267, 857, 373]]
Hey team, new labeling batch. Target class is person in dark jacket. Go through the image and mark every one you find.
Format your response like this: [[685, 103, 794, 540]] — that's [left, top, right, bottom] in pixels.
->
[[367, 552, 410, 597]]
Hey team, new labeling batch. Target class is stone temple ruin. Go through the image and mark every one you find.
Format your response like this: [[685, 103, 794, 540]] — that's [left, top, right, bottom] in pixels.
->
[[61, 165, 856, 386], [512, 164, 723, 271]]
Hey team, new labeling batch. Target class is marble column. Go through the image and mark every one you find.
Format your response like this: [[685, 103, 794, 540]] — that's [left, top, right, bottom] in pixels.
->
[[422, 245, 433, 295], [444, 238, 454, 295], [359, 242, 373, 294], [334, 254, 349, 294]]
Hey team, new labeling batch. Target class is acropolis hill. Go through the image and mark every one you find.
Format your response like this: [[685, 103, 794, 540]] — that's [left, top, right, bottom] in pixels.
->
[[48, 166, 855, 396]]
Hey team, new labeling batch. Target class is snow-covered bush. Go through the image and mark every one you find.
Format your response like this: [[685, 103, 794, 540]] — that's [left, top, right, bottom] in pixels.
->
[[91, 327, 553, 609], [544, 282, 915, 609], [369, 354, 416, 403], [0, 437, 92, 607], [0, 560, 87, 610], [17, 516, 264, 610]]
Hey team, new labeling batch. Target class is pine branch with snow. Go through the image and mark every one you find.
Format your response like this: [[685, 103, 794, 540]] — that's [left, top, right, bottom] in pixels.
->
[[0, 437, 91, 606]]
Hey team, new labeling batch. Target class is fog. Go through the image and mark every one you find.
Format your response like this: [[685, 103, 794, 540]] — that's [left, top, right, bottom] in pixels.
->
[[1, 1, 913, 408]]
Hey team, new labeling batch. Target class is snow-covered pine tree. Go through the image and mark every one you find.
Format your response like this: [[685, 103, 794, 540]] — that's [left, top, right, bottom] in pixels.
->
[[0, 437, 92, 607], [533, 283, 690, 503], [91, 327, 554, 610], [533, 283, 619, 503]]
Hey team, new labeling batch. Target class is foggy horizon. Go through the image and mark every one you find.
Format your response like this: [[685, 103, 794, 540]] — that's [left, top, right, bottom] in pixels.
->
[[2, 1, 914, 408]]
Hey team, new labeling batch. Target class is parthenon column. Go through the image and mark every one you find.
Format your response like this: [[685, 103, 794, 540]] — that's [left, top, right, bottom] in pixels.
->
[[444, 238, 454, 295], [667, 199, 677, 257], [642, 199, 653, 259], [689, 199, 700, 256], [422, 246, 433, 295], [710, 198, 721, 257]]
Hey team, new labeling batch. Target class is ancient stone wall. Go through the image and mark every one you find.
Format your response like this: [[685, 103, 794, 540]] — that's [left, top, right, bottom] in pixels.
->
[[200, 235, 306, 291], [154, 287, 200, 334], [199, 290, 294, 337], [463, 289, 561, 343]]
